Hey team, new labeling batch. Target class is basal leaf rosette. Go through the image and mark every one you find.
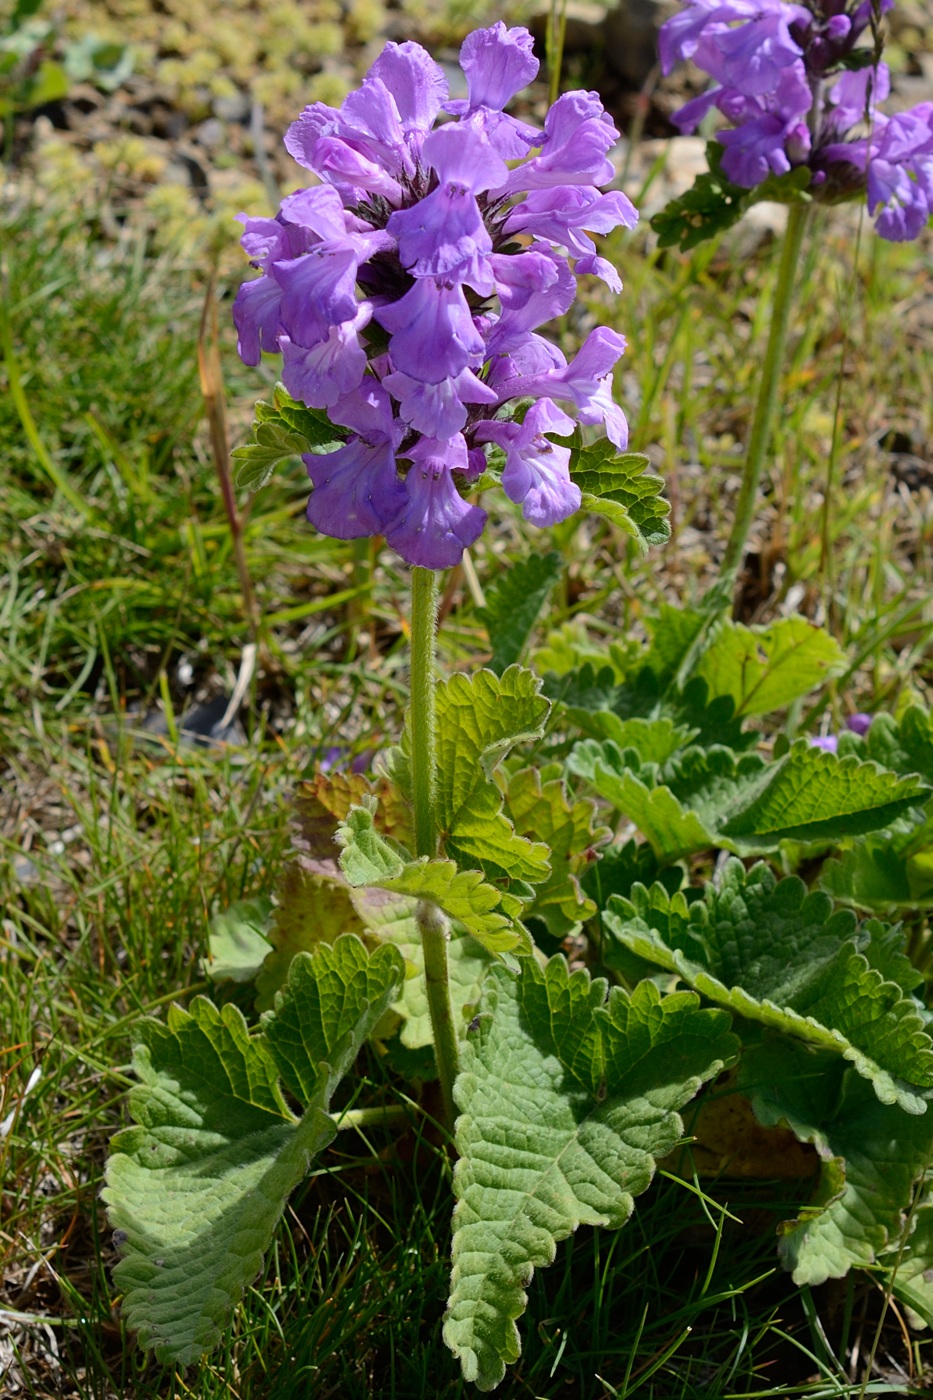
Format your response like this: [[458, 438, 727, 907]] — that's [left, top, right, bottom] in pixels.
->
[[233, 23, 644, 567], [444, 955, 738, 1390]]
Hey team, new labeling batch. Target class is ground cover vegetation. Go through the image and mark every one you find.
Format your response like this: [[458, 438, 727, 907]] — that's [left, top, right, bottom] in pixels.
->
[[3, 0, 933, 1395]]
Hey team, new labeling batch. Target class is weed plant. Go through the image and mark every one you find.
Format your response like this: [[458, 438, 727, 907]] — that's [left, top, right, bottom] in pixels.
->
[[3, 55, 933, 1399]]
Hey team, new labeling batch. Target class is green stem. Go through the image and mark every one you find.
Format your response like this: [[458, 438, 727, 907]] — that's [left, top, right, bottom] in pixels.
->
[[418, 898, 459, 1128], [718, 201, 811, 593], [408, 567, 459, 1128], [410, 567, 439, 861]]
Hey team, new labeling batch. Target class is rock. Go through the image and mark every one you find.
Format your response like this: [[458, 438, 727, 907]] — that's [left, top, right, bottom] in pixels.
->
[[212, 92, 250, 123]]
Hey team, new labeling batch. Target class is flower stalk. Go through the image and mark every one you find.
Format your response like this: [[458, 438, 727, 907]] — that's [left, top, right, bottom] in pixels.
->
[[409, 565, 459, 1127], [718, 200, 810, 592]]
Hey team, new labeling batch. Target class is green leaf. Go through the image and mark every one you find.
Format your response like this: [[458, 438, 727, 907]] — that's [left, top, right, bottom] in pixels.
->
[[203, 897, 272, 984], [232, 383, 344, 492], [719, 742, 930, 846], [650, 144, 750, 251], [505, 764, 611, 936], [650, 141, 811, 251], [362, 894, 493, 1049], [378, 858, 528, 957], [432, 667, 551, 886], [880, 1200, 933, 1327], [606, 860, 933, 1110], [568, 441, 670, 552], [694, 616, 847, 718], [444, 957, 737, 1389], [476, 552, 563, 675], [740, 1041, 933, 1284], [820, 812, 933, 913], [861, 707, 933, 786], [337, 804, 527, 957], [104, 936, 404, 1364], [575, 738, 929, 860]]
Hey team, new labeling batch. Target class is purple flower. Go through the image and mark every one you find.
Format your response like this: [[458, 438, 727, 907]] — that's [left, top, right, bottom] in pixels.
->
[[475, 400, 580, 525], [386, 125, 508, 288], [233, 23, 637, 567], [385, 436, 486, 568], [444, 22, 541, 158], [375, 278, 486, 382], [305, 382, 407, 538], [810, 734, 838, 753], [846, 713, 873, 736], [660, 0, 933, 241]]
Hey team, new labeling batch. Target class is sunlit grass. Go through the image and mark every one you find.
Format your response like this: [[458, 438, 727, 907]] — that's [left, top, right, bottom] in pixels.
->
[[2, 174, 933, 1395]]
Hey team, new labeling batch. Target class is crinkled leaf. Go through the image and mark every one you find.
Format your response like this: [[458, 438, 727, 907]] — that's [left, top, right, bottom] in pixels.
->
[[203, 897, 272, 984], [337, 804, 527, 957], [379, 858, 528, 957], [849, 707, 933, 787], [606, 860, 933, 1110], [505, 764, 611, 936], [741, 1041, 933, 1285], [431, 668, 551, 886], [719, 742, 929, 846], [476, 552, 563, 675], [651, 141, 810, 251], [362, 893, 493, 1049], [574, 738, 929, 860], [694, 616, 847, 718], [104, 936, 403, 1365], [880, 1200, 933, 1327], [336, 800, 410, 885], [294, 770, 412, 860], [233, 384, 343, 491], [567, 441, 670, 552], [444, 957, 737, 1390], [650, 145, 750, 251], [820, 815, 933, 913]]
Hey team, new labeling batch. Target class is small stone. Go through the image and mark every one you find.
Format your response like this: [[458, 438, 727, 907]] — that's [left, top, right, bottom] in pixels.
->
[[212, 92, 251, 123], [193, 118, 224, 150]]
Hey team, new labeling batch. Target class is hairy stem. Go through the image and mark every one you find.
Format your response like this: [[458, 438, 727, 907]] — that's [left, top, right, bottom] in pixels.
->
[[409, 567, 459, 1127], [410, 567, 439, 861], [418, 898, 459, 1128], [718, 201, 811, 593]]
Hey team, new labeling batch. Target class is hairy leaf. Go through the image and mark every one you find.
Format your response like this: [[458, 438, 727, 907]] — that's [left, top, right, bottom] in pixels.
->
[[476, 552, 563, 674], [820, 817, 933, 913], [232, 384, 343, 492], [741, 1041, 933, 1284], [505, 764, 611, 936], [568, 441, 670, 552], [337, 804, 528, 956], [651, 142, 810, 251], [445, 957, 737, 1390], [573, 738, 928, 860], [105, 936, 404, 1364], [432, 668, 551, 886], [695, 616, 847, 718], [607, 860, 933, 1110], [362, 893, 493, 1049]]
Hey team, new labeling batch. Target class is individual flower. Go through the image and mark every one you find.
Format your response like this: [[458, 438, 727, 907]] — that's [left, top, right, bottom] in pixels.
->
[[233, 25, 637, 568]]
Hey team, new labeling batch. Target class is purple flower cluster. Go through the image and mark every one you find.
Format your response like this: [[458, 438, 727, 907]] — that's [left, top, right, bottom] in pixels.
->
[[233, 24, 637, 569], [660, 0, 933, 240]]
